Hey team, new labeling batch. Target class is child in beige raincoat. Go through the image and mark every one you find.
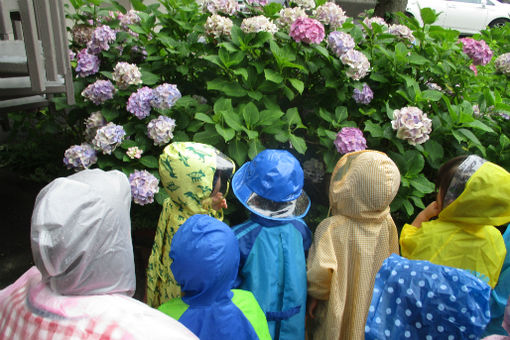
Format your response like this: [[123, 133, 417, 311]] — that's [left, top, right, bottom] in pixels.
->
[[306, 150, 401, 340]]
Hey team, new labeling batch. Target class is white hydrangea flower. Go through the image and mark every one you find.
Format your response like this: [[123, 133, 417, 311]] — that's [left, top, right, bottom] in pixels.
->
[[241, 16, 278, 34], [112, 62, 142, 90], [389, 24, 415, 43], [291, 0, 315, 10], [204, 14, 233, 38], [391, 106, 432, 145], [276, 7, 308, 28], [340, 49, 370, 80], [313, 2, 347, 29]]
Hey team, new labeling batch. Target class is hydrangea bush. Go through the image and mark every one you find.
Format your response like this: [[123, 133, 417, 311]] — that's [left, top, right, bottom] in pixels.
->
[[62, 0, 510, 220]]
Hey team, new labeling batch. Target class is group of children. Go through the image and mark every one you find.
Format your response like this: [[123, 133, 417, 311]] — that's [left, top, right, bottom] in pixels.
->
[[1, 141, 510, 340]]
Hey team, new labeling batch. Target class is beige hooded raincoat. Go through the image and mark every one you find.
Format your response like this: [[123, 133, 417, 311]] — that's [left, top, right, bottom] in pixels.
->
[[307, 150, 400, 340]]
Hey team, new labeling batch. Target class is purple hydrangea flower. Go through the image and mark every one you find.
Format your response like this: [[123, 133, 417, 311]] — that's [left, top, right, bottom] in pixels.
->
[[290, 17, 325, 44], [498, 113, 510, 120], [391, 106, 432, 145], [92, 122, 126, 154], [150, 83, 182, 110], [87, 25, 116, 54], [126, 146, 143, 159], [69, 49, 76, 61], [388, 24, 415, 43], [127, 87, 154, 119], [63, 143, 97, 170], [75, 49, 100, 77], [147, 115, 176, 146], [84, 111, 106, 141], [118, 10, 141, 28], [327, 31, 355, 57], [334, 127, 367, 154], [313, 2, 347, 29], [340, 49, 370, 80], [81, 80, 115, 105], [459, 38, 493, 66], [495, 52, 510, 76], [129, 170, 160, 206], [352, 83, 373, 105]]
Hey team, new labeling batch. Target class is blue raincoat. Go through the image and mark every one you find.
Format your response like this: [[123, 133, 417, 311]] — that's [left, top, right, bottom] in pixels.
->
[[484, 226, 510, 337], [158, 214, 271, 340], [366, 254, 491, 340], [233, 214, 311, 340]]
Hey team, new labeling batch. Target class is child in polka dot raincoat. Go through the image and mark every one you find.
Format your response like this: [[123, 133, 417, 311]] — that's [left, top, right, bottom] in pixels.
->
[[365, 254, 491, 340]]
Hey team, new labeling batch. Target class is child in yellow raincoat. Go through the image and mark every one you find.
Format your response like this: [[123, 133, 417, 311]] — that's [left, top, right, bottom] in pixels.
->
[[400, 155, 510, 288], [307, 150, 401, 340], [146, 142, 235, 307]]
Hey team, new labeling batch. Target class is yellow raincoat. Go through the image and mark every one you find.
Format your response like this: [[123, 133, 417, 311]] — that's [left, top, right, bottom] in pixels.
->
[[146, 142, 233, 307], [400, 161, 510, 288], [307, 150, 401, 340]]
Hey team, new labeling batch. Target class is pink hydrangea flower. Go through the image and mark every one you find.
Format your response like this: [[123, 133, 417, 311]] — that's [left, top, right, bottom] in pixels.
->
[[334, 127, 367, 154], [289, 17, 325, 44], [459, 38, 493, 66]]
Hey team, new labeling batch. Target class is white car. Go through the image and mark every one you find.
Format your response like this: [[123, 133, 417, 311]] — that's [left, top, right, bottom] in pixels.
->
[[406, 0, 510, 34]]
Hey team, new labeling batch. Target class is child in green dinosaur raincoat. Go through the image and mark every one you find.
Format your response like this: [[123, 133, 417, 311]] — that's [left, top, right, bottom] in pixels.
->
[[146, 142, 235, 307]]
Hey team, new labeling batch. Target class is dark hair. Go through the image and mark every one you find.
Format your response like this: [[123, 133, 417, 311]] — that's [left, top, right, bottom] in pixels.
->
[[436, 155, 468, 203]]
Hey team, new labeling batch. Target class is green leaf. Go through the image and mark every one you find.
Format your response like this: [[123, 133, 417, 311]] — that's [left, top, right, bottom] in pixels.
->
[[313, 45, 329, 58], [370, 72, 389, 83], [247, 91, 263, 101], [139, 155, 159, 169], [406, 151, 425, 176], [288, 78, 304, 94], [101, 107, 120, 122], [420, 7, 439, 25], [364, 120, 384, 138], [207, 79, 247, 97], [263, 2, 283, 16], [129, 0, 146, 11], [100, 71, 113, 80], [248, 140, 265, 159], [500, 134, 510, 149], [219, 49, 245, 68], [463, 120, 495, 133], [202, 55, 223, 68], [195, 112, 214, 124], [422, 90, 443, 102], [215, 124, 235, 142], [242, 127, 259, 140], [155, 190, 168, 205], [319, 108, 333, 123], [410, 174, 435, 193], [258, 109, 284, 126], [408, 53, 429, 65], [286, 107, 305, 129], [289, 134, 307, 154], [228, 139, 248, 166], [233, 68, 249, 81], [193, 126, 222, 145], [242, 102, 260, 128], [121, 140, 138, 149], [402, 199, 414, 216], [142, 70, 160, 85], [230, 26, 242, 46], [221, 110, 244, 131], [264, 69, 284, 83], [423, 139, 444, 164]]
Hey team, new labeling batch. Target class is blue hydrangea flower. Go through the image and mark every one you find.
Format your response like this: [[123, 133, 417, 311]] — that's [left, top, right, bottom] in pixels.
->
[[327, 31, 355, 57], [92, 122, 126, 154], [87, 25, 116, 54], [81, 80, 115, 105], [76, 49, 100, 77], [352, 83, 374, 105], [127, 87, 154, 119], [63, 143, 97, 170], [150, 83, 182, 110], [147, 115, 176, 146], [129, 170, 159, 205]]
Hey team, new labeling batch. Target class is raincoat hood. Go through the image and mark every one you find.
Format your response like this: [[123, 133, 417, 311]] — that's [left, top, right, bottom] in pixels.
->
[[439, 161, 510, 226], [30, 169, 135, 296], [329, 150, 400, 220], [159, 142, 234, 220], [170, 214, 239, 306]]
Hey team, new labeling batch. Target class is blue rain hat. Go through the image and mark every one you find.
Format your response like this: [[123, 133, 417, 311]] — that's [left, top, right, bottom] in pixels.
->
[[232, 149, 311, 220]]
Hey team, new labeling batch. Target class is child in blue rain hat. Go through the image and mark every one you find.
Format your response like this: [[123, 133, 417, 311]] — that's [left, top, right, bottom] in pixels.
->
[[231, 149, 312, 340], [366, 254, 492, 340]]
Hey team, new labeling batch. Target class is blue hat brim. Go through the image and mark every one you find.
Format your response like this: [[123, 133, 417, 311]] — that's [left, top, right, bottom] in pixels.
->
[[232, 162, 311, 221]]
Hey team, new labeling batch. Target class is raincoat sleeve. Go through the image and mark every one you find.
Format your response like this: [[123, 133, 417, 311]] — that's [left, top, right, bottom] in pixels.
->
[[399, 223, 419, 257], [307, 220, 336, 300]]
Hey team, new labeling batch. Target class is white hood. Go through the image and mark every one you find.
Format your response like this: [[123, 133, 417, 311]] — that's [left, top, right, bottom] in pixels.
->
[[30, 169, 135, 296]]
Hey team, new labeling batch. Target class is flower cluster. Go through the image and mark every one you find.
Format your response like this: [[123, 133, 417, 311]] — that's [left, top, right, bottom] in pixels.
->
[[495, 53, 510, 76], [241, 16, 278, 34], [204, 14, 233, 38], [126, 146, 143, 159], [327, 31, 355, 57], [363, 16, 388, 30], [147, 115, 176, 146], [71, 24, 94, 46], [151, 83, 182, 110], [127, 87, 154, 119], [391, 106, 432, 145], [340, 49, 370, 80], [276, 7, 307, 28], [113, 62, 143, 90], [92, 122, 126, 154], [459, 38, 493, 66], [313, 3, 347, 29], [84, 111, 106, 141], [388, 24, 415, 43], [118, 10, 141, 27], [129, 170, 160, 206], [76, 49, 100, 77], [202, 0, 239, 15], [352, 83, 373, 105], [303, 158, 325, 184], [291, 0, 315, 10], [290, 17, 325, 44], [63, 144, 97, 171], [81, 80, 115, 105], [87, 25, 116, 54], [334, 127, 367, 154], [245, 0, 268, 6]]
